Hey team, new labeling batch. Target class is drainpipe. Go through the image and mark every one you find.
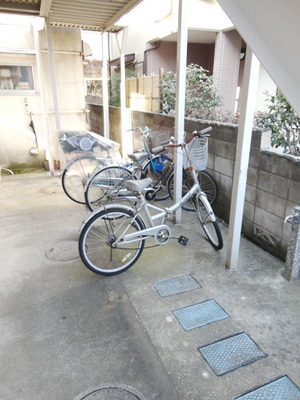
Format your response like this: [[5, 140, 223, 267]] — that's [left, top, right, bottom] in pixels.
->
[[45, 17, 61, 131], [143, 41, 161, 75]]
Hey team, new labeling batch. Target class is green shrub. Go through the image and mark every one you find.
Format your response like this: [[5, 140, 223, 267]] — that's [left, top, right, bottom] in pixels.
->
[[256, 91, 300, 156], [160, 64, 222, 119]]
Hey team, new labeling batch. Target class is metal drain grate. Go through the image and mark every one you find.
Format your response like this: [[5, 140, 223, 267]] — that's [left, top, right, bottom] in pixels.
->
[[198, 332, 267, 376], [235, 376, 300, 400], [173, 299, 229, 331], [153, 274, 201, 297], [74, 383, 145, 400]]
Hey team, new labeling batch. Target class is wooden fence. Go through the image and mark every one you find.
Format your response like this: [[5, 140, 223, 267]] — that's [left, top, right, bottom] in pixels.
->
[[126, 74, 160, 112]]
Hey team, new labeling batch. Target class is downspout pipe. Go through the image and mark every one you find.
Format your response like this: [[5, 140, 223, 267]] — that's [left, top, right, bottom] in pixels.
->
[[143, 41, 161, 75]]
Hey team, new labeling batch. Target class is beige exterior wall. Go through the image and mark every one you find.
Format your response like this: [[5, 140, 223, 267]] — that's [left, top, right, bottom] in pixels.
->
[[0, 15, 87, 171]]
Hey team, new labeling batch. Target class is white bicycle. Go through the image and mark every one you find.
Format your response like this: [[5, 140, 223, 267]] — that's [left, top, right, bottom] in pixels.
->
[[78, 127, 223, 276]]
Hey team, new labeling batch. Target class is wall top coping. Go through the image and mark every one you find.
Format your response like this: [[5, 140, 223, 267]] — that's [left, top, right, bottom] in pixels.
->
[[261, 150, 300, 163]]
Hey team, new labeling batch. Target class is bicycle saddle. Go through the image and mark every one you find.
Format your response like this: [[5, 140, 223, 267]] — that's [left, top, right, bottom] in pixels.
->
[[125, 178, 152, 193], [127, 152, 147, 162]]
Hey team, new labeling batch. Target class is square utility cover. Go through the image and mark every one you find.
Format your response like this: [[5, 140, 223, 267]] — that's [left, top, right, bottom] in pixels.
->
[[153, 274, 201, 297], [235, 376, 300, 400], [198, 332, 267, 375], [173, 299, 229, 331]]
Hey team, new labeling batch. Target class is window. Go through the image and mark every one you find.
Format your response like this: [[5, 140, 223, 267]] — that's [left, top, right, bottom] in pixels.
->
[[0, 65, 34, 92]]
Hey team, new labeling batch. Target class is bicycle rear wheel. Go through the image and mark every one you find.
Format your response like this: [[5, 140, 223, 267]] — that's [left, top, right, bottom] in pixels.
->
[[79, 207, 146, 275], [194, 195, 223, 250], [62, 155, 101, 204], [85, 165, 134, 211], [167, 169, 218, 211]]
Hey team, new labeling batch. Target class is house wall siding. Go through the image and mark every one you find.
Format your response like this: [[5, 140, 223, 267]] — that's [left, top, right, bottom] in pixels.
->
[[145, 41, 214, 75], [213, 30, 242, 112]]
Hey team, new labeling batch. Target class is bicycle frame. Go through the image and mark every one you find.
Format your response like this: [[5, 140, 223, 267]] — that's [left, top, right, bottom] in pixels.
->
[[109, 167, 216, 247]]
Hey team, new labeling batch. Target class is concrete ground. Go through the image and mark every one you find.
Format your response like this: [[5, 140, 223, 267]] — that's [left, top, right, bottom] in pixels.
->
[[0, 172, 299, 400]]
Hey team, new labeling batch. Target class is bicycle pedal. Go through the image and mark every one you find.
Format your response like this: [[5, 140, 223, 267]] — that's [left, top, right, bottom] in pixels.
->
[[178, 235, 188, 246]]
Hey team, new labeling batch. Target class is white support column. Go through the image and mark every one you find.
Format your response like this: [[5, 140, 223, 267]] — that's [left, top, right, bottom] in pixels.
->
[[32, 19, 54, 175], [116, 27, 131, 158], [174, 0, 188, 223], [226, 47, 260, 270], [102, 32, 110, 139], [45, 17, 60, 131]]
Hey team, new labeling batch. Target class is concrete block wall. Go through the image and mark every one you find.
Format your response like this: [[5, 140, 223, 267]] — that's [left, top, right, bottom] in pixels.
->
[[87, 104, 300, 260]]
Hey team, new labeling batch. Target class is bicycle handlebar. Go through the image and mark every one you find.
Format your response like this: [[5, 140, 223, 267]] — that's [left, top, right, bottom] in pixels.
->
[[152, 126, 212, 153]]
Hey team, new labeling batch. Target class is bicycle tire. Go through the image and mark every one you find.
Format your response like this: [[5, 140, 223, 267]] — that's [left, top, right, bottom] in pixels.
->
[[142, 155, 172, 201], [85, 165, 135, 211], [61, 155, 101, 204], [194, 195, 223, 250], [167, 169, 218, 211], [79, 207, 146, 276]]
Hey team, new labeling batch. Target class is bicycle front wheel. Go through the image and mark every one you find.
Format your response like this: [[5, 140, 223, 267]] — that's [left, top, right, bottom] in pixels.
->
[[194, 195, 223, 250], [79, 207, 146, 276], [62, 155, 101, 204], [85, 166, 134, 211]]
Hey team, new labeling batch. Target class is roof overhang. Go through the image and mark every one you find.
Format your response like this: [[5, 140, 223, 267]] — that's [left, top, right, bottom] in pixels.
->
[[0, 0, 142, 31]]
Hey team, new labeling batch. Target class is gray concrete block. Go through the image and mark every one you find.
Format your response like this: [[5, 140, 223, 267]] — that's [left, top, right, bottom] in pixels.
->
[[258, 171, 289, 198], [288, 180, 300, 203], [242, 216, 254, 237], [256, 188, 287, 219], [247, 166, 258, 186], [291, 159, 300, 182], [254, 207, 284, 237], [244, 201, 255, 221], [209, 124, 238, 143], [207, 155, 214, 170], [208, 138, 217, 156], [215, 156, 234, 177], [245, 184, 257, 204], [250, 129, 263, 149], [249, 148, 260, 168], [214, 139, 236, 160], [214, 171, 232, 193], [252, 223, 283, 257], [260, 151, 292, 178]]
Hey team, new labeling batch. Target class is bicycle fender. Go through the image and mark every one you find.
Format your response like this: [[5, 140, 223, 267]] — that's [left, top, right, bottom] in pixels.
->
[[79, 204, 137, 233], [198, 192, 217, 223]]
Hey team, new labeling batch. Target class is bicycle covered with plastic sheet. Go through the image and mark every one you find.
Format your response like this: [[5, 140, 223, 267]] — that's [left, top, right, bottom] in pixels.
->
[[59, 131, 121, 204]]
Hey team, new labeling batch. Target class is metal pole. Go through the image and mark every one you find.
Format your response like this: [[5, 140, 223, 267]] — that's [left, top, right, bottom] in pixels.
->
[[115, 28, 132, 158], [45, 17, 61, 131], [102, 32, 110, 139], [174, 0, 188, 223], [226, 47, 260, 270]]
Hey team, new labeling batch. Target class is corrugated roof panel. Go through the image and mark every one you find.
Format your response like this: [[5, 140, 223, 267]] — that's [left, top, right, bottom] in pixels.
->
[[0, 0, 142, 31]]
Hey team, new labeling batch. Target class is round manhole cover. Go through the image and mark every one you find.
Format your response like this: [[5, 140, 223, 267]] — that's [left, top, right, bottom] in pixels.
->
[[39, 185, 61, 194], [74, 384, 145, 400], [45, 239, 79, 262]]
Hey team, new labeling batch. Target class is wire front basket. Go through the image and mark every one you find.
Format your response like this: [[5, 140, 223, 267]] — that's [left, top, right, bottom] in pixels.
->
[[183, 136, 208, 171]]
